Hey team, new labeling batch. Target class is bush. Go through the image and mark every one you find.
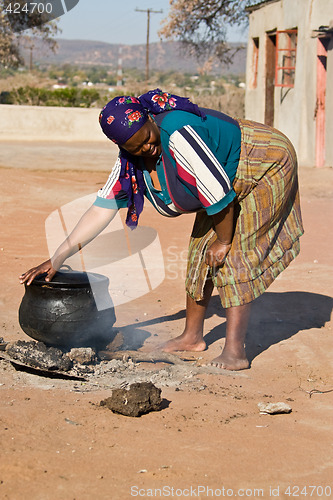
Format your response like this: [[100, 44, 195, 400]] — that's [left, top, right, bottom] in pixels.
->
[[0, 86, 101, 107], [0, 91, 14, 104]]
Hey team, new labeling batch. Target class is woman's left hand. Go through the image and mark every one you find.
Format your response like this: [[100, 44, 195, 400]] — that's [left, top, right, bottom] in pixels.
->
[[205, 240, 232, 268]]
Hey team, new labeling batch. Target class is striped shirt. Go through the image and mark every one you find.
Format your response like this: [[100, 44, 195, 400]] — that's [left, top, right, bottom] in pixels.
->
[[94, 109, 241, 217]]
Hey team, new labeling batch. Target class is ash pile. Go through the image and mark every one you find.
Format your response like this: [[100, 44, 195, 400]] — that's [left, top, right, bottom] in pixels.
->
[[0, 337, 207, 392]]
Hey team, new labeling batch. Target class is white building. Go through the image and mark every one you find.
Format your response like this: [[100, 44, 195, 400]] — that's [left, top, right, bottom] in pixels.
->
[[245, 0, 333, 167]]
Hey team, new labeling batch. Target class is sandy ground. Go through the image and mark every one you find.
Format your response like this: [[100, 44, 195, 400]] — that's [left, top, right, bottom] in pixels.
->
[[0, 142, 332, 500]]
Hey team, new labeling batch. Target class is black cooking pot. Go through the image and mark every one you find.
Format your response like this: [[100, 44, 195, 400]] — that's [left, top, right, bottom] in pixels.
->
[[19, 268, 116, 348]]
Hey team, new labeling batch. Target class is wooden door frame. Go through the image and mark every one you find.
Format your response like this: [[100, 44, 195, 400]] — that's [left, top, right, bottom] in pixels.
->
[[265, 32, 276, 127]]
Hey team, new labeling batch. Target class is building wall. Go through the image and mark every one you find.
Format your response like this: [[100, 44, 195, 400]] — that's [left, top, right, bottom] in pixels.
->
[[0, 104, 107, 142], [245, 0, 333, 166]]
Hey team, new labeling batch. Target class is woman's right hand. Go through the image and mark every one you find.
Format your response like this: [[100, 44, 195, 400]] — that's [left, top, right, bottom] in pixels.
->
[[19, 205, 118, 287], [19, 259, 57, 286]]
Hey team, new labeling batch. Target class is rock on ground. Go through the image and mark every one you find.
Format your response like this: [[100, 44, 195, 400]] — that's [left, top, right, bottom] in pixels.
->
[[6, 340, 72, 372], [100, 382, 162, 417]]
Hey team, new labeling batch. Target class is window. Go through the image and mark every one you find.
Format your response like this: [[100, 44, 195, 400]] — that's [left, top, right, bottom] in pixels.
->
[[275, 29, 297, 87], [252, 37, 259, 88]]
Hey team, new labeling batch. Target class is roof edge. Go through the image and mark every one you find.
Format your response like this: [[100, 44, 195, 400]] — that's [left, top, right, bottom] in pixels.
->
[[246, 0, 281, 13]]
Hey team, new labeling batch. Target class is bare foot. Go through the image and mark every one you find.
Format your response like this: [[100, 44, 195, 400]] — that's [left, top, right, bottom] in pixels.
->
[[160, 333, 206, 353], [208, 350, 250, 371]]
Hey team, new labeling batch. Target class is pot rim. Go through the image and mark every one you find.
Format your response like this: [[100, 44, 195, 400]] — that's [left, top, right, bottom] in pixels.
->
[[29, 270, 109, 289]]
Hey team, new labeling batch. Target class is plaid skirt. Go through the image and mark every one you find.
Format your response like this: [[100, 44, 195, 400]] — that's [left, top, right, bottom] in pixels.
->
[[185, 119, 304, 308]]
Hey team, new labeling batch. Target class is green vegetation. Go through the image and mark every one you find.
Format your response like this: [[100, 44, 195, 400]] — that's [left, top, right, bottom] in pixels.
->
[[0, 64, 245, 115], [0, 86, 102, 107], [46, 64, 117, 86]]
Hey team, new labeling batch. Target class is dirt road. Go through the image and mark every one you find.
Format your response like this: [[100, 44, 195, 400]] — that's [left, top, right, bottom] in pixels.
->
[[0, 142, 332, 500]]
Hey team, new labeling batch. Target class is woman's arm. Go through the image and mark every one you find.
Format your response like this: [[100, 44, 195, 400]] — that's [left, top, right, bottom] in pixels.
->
[[19, 204, 118, 285], [205, 201, 234, 268]]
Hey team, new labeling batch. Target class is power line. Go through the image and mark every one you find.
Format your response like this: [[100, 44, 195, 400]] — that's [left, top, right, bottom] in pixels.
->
[[135, 8, 163, 83]]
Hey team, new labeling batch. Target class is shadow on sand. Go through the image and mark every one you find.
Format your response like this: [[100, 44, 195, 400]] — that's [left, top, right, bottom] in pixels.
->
[[119, 291, 332, 364]]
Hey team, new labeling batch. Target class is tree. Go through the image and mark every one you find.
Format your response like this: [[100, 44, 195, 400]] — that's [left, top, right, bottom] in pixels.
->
[[0, 0, 59, 68], [159, 0, 252, 64]]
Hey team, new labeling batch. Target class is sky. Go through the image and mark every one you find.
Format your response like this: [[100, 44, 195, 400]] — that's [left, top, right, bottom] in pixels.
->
[[56, 0, 248, 45]]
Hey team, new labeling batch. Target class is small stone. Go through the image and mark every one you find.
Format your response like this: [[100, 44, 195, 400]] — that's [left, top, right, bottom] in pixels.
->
[[64, 418, 81, 426], [258, 402, 292, 414], [67, 347, 96, 365]]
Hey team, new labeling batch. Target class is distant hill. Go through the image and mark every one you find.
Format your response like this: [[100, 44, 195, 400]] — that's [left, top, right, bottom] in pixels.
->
[[31, 39, 246, 76]]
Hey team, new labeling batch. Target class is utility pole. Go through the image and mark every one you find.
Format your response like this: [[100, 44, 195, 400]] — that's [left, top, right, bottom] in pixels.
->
[[135, 7, 163, 83], [117, 46, 123, 87]]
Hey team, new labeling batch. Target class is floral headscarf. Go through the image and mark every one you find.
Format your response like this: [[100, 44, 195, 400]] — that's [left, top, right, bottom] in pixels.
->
[[99, 89, 206, 228]]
